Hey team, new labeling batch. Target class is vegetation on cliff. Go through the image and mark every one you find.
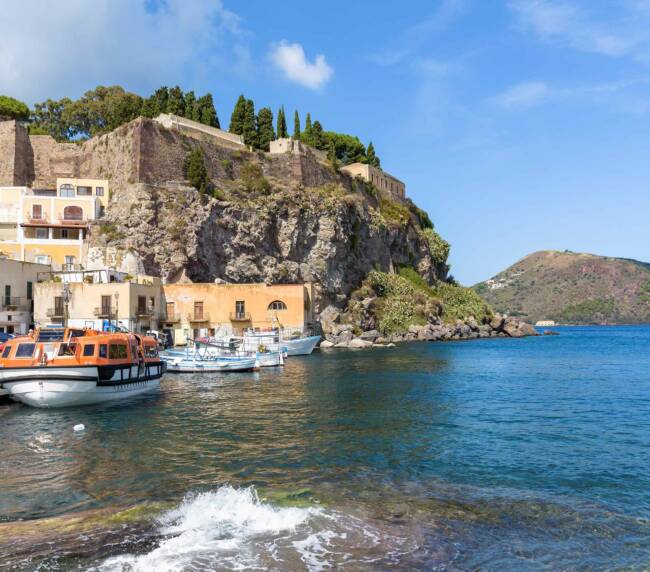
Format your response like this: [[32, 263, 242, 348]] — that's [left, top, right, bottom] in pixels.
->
[[0, 95, 29, 121], [475, 250, 650, 324]]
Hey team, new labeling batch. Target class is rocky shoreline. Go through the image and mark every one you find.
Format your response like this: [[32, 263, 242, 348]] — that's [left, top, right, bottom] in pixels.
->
[[320, 313, 538, 349]]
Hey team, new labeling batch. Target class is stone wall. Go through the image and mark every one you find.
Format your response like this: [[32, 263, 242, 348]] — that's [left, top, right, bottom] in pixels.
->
[[0, 120, 34, 186], [29, 135, 79, 188]]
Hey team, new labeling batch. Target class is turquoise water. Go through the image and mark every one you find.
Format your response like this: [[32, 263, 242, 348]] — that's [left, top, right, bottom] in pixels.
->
[[1, 326, 650, 570]]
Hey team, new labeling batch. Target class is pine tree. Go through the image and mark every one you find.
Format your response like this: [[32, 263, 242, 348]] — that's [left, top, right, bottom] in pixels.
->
[[256, 107, 275, 151], [242, 98, 258, 147], [293, 110, 300, 139], [142, 86, 169, 118], [311, 120, 325, 149], [184, 91, 197, 121], [229, 94, 247, 134], [167, 86, 185, 116], [276, 106, 287, 138], [366, 142, 380, 167], [197, 93, 219, 128]]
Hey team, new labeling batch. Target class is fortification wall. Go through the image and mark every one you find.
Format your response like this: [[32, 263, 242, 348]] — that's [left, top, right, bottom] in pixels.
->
[[29, 135, 79, 188], [0, 121, 34, 186]]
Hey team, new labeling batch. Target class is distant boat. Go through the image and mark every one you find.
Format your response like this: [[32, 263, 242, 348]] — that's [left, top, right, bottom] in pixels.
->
[[283, 335, 322, 356], [535, 320, 556, 327], [162, 354, 257, 373]]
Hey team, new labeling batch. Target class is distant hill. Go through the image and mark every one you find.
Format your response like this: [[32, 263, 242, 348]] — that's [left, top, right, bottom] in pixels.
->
[[474, 250, 650, 324]]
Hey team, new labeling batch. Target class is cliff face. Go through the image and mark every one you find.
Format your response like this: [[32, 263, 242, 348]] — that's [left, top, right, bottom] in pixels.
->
[[475, 250, 650, 324], [74, 118, 447, 311]]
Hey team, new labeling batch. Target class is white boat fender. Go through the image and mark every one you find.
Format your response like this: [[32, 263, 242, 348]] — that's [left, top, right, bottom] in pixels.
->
[[279, 352, 284, 365], [73, 424, 85, 432], [254, 359, 261, 371]]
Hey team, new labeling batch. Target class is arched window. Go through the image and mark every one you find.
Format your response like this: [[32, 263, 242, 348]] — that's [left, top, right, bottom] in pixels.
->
[[63, 205, 83, 221], [268, 300, 287, 311], [59, 184, 75, 197]]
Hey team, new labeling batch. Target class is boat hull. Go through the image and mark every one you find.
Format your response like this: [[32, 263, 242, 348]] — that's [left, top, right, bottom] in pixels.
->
[[163, 357, 257, 373], [284, 335, 321, 356], [0, 364, 165, 408]]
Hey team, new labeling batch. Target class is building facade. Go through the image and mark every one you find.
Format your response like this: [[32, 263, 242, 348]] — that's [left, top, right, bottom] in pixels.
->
[[0, 257, 50, 334], [160, 283, 314, 344], [0, 177, 107, 270], [339, 163, 406, 200]]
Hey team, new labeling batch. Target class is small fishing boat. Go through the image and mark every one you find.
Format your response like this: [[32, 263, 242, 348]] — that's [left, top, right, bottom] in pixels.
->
[[239, 329, 320, 356], [173, 338, 285, 369], [283, 335, 321, 356], [0, 328, 165, 408], [162, 355, 257, 373]]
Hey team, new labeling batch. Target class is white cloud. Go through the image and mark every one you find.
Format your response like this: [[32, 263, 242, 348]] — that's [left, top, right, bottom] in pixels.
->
[[508, 0, 650, 58], [492, 81, 551, 108], [0, 0, 250, 104], [269, 41, 333, 90]]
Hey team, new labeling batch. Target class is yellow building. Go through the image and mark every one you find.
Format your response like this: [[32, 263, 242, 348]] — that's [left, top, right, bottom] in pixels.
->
[[0, 178, 107, 269], [161, 283, 314, 344], [34, 275, 162, 333], [339, 163, 406, 200], [0, 257, 51, 334]]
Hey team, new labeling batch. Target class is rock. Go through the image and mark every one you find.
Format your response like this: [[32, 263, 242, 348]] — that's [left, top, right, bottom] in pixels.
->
[[408, 324, 423, 335], [319, 340, 334, 348], [490, 314, 505, 331], [467, 316, 479, 331], [359, 329, 379, 342], [543, 330, 560, 336], [336, 330, 353, 345], [319, 306, 340, 334], [503, 320, 524, 337], [349, 338, 373, 348], [375, 337, 389, 344], [517, 322, 539, 337], [334, 341, 351, 348]]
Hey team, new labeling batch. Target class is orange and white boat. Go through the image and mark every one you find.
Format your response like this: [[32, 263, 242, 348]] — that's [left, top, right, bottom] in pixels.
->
[[0, 328, 166, 408]]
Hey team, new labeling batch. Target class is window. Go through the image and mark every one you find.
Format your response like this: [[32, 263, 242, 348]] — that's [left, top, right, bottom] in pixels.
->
[[35, 255, 49, 265], [101, 295, 112, 315], [54, 296, 64, 316], [2, 345, 11, 358], [4, 285, 10, 307], [26, 281, 33, 300], [96, 186, 104, 196], [15, 343, 35, 358], [165, 302, 175, 320], [83, 344, 95, 357], [76, 186, 92, 196], [36, 228, 48, 239], [194, 301, 204, 320], [144, 345, 158, 358], [109, 344, 128, 359], [58, 343, 77, 357], [32, 204, 43, 219], [59, 184, 75, 197], [236, 301, 245, 314], [63, 205, 83, 221], [137, 295, 147, 315], [99, 344, 107, 358], [61, 229, 69, 239], [268, 300, 287, 311]]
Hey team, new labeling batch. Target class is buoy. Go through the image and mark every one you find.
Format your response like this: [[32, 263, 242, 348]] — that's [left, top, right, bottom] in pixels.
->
[[73, 423, 85, 432]]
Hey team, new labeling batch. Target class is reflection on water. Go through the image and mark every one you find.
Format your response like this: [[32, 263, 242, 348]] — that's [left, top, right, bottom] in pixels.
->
[[1, 327, 650, 569]]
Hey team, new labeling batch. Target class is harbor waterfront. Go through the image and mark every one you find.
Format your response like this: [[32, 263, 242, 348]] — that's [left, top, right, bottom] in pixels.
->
[[2, 326, 650, 570]]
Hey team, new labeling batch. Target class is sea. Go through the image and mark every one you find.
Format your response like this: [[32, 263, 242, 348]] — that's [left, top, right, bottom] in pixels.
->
[[1, 326, 650, 571]]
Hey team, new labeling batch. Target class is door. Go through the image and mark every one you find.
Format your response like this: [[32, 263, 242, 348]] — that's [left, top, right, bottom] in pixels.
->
[[194, 301, 204, 320], [32, 204, 42, 219], [4, 285, 10, 307], [235, 300, 245, 319], [166, 302, 175, 321], [101, 295, 112, 316], [54, 296, 64, 317]]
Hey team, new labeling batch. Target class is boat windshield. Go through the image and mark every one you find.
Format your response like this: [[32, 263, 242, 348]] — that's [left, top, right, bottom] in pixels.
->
[[58, 343, 78, 357], [37, 329, 65, 342]]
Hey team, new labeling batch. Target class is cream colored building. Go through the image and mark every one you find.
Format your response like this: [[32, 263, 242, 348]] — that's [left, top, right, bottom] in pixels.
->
[[34, 276, 162, 333], [0, 177, 107, 270], [161, 283, 314, 345], [0, 257, 51, 334], [340, 163, 405, 200]]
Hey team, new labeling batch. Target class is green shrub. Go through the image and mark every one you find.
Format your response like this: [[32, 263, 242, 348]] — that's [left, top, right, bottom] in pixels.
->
[[0, 95, 29, 121], [422, 228, 450, 266], [560, 298, 617, 323], [380, 198, 411, 226], [239, 162, 271, 194], [435, 282, 492, 322]]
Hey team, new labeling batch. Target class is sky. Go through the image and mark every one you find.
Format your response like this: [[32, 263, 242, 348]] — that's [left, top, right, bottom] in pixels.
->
[[2, 0, 650, 284]]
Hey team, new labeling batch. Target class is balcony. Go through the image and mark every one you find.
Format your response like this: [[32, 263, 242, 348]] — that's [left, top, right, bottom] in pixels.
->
[[230, 312, 251, 322], [189, 312, 210, 323], [137, 307, 154, 318], [160, 312, 181, 323], [47, 307, 65, 318], [58, 213, 88, 226], [94, 307, 113, 318], [1, 297, 28, 312]]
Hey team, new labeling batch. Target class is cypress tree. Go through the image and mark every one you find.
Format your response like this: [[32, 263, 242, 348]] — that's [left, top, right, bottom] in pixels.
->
[[311, 120, 325, 149], [276, 106, 287, 138], [184, 147, 210, 195], [242, 98, 258, 147], [293, 110, 300, 139], [229, 94, 247, 134], [302, 113, 313, 146], [167, 86, 185, 116], [197, 93, 219, 128], [184, 91, 197, 121], [256, 107, 275, 151], [366, 142, 380, 167]]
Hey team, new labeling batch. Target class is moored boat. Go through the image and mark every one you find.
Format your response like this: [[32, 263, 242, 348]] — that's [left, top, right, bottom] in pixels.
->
[[283, 335, 322, 356], [162, 355, 257, 373], [0, 328, 165, 408]]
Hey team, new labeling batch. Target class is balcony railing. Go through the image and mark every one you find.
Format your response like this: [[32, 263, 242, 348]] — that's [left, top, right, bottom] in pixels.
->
[[47, 307, 65, 318], [189, 312, 210, 322], [94, 307, 113, 318], [230, 312, 251, 321], [137, 307, 154, 318], [1, 297, 28, 311], [59, 214, 88, 225], [26, 214, 48, 225], [160, 312, 181, 323]]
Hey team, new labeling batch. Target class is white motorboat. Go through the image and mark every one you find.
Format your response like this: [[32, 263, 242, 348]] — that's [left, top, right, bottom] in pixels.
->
[[283, 335, 322, 356], [162, 355, 257, 373]]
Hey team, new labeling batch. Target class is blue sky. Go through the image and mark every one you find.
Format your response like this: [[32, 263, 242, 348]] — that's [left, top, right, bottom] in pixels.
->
[[3, 0, 650, 284]]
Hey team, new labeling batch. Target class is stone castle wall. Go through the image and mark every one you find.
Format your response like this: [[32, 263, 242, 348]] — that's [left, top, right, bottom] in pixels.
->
[[0, 121, 34, 186]]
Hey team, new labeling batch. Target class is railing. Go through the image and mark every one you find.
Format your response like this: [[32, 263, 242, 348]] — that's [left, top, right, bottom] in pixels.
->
[[94, 307, 113, 318], [1, 297, 27, 311], [160, 312, 181, 323], [26, 214, 48, 224], [230, 312, 251, 321], [47, 307, 65, 318], [189, 312, 210, 322], [61, 263, 84, 272], [59, 213, 88, 225], [137, 307, 154, 318]]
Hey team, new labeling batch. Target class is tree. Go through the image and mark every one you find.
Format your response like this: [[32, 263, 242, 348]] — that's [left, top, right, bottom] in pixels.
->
[[321, 131, 366, 165], [256, 107, 275, 151], [327, 142, 339, 171], [293, 110, 300, 139], [30, 98, 72, 140], [167, 86, 185, 116], [142, 86, 169, 118], [184, 147, 210, 195], [366, 141, 380, 167], [196, 93, 219, 128], [276, 105, 287, 138], [229, 94, 247, 134], [0, 96, 29, 121], [311, 120, 325, 149], [301, 113, 314, 146], [242, 99, 258, 148], [184, 91, 198, 121]]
